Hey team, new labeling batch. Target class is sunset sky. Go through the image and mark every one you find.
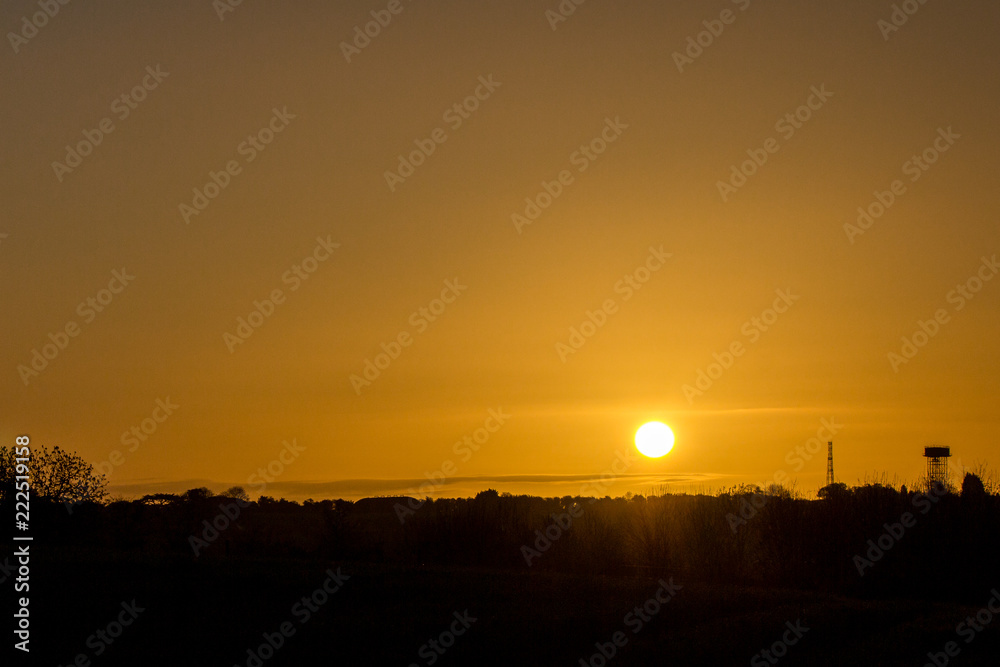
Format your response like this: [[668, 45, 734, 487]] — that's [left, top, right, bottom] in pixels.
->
[[2, 0, 998, 501]]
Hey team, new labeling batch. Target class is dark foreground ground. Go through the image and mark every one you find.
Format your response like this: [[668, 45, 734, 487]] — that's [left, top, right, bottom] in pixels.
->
[[11, 550, 1000, 666]]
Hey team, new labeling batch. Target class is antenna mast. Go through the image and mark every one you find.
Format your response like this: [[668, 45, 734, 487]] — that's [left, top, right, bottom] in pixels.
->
[[826, 441, 834, 487]]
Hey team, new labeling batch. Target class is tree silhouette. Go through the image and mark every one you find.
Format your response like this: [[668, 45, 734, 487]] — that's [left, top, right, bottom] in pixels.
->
[[140, 493, 180, 505], [0, 444, 107, 504], [181, 487, 213, 502], [223, 485, 250, 503], [961, 472, 986, 499], [817, 482, 848, 499]]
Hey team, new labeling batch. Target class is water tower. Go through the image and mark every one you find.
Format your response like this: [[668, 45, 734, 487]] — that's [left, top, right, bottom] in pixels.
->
[[923, 446, 951, 490]]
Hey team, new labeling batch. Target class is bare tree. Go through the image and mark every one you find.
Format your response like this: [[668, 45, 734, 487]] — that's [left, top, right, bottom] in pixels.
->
[[0, 444, 108, 504], [223, 485, 250, 503]]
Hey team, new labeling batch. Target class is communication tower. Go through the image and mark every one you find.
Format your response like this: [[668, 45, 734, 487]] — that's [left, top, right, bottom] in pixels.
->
[[826, 441, 834, 487]]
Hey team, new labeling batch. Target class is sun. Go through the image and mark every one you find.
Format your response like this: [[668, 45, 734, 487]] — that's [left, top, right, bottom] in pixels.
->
[[635, 421, 675, 458]]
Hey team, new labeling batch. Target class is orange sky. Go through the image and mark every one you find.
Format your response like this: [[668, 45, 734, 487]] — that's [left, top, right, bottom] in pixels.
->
[[2, 0, 998, 501]]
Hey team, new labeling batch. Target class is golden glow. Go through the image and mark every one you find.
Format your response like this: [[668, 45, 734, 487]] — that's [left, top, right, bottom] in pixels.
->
[[2, 3, 997, 502], [635, 422, 675, 458]]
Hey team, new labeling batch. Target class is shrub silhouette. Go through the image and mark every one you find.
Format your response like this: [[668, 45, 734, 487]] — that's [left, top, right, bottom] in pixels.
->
[[961, 472, 986, 499], [23, 477, 1000, 604]]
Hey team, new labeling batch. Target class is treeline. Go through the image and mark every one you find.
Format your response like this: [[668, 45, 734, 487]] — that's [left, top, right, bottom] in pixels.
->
[[10, 476, 999, 604]]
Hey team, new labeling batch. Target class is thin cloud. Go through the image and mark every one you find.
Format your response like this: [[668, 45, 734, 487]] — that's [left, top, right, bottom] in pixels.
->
[[109, 472, 724, 500]]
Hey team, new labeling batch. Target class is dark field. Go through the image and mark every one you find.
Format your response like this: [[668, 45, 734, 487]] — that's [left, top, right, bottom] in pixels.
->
[[16, 554, 1000, 666], [6, 483, 1000, 665]]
